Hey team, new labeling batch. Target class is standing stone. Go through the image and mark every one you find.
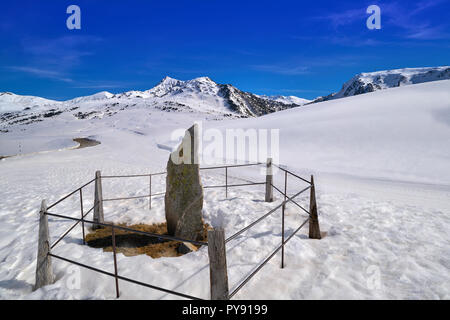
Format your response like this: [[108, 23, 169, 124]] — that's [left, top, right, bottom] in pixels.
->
[[165, 124, 204, 241], [34, 200, 54, 290]]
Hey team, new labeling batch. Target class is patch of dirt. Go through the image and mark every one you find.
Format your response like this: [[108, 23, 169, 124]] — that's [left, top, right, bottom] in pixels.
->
[[85, 222, 210, 258], [73, 137, 101, 149], [1, 137, 100, 161]]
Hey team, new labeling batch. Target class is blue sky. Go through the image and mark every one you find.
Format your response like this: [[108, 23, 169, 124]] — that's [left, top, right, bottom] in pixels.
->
[[0, 0, 449, 100]]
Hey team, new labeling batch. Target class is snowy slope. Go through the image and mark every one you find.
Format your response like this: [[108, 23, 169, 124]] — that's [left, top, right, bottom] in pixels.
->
[[258, 94, 310, 105], [67, 91, 114, 104], [0, 77, 305, 146], [0, 92, 60, 113], [209, 79, 450, 185], [0, 79, 449, 300], [314, 66, 450, 102]]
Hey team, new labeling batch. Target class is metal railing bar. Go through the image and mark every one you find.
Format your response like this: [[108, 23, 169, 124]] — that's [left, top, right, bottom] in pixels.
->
[[111, 226, 120, 298], [225, 185, 311, 243], [271, 184, 284, 196], [99, 163, 262, 179], [45, 212, 208, 246], [283, 217, 309, 245], [47, 178, 96, 210], [79, 178, 97, 190], [228, 216, 309, 299], [272, 164, 311, 185], [204, 182, 265, 189], [103, 194, 152, 202], [102, 171, 167, 178], [80, 189, 85, 245], [289, 199, 311, 216], [102, 173, 151, 178], [47, 188, 81, 210], [199, 163, 263, 170], [272, 183, 311, 216], [47, 163, 264, 211], [50, 205, 95, 249], [102, 191, 166, 202], [225, 205, 281, 243], [48, 253, 202, 300], [229, 244, 282, 299]]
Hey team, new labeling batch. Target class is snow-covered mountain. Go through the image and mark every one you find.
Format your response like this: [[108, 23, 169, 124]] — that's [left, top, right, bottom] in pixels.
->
[[0, 77, 306, 132], [67, 91, 114, 104], [257, 94, 310, 105], [0, 92, 60, 113], [313, 66, 450, 103]]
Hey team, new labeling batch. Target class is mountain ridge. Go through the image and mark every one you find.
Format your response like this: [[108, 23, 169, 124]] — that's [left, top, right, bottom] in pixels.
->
[[0, 76, 307, 116], [311, 66, 450, 103]]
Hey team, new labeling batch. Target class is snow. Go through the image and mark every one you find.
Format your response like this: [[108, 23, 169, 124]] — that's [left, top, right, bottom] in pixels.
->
[[258, 94, 310, 105], [0, 92, 60, 113], [357, 66, 450, 88], [67, 91, 114, 104], [321, 66, 450, 101], [0, 79, 449, 300], [212, 80, 450, 185]]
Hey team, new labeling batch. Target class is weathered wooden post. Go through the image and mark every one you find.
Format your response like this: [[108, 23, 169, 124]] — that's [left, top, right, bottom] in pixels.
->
[[34, 200, 54, 290], [309, 175, 322, 239], [265, 158, 273, 202], [93, 170, 104, 229], [208, 228, 229, 300]]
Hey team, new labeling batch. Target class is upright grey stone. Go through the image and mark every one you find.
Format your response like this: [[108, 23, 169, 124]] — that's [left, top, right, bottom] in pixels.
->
[[93, 170, 104, 229], [165, 124, 204, 241], [34, 200, 54, 290]]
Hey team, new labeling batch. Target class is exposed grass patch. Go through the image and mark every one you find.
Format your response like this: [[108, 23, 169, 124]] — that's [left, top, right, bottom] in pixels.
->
[[85, 222, 209, 258]]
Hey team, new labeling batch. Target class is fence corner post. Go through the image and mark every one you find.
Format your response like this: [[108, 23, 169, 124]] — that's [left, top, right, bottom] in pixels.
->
[[93, 170, 104, 229], [265, 158, 273, 202], [309, 175, 322, 239], [34, 199, 54, 291], [208, 228, 229, 300]]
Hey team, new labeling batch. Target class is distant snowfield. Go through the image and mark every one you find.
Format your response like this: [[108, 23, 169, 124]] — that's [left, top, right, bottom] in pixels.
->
[[208, 80, 450, 185], [0, 80, 449, 299], [0, 137, 79, 157]]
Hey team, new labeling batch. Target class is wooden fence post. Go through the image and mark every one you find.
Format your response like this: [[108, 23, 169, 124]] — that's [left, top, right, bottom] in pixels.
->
[[265, 158, 273, 202], [34, 200, 54, 290], [208, 228, 229, 300], [93, 170, 104, 229], [309, 175, 322, 239]]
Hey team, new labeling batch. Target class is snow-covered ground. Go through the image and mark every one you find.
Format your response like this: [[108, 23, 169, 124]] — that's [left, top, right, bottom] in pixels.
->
[[0, 79, 449, 299]]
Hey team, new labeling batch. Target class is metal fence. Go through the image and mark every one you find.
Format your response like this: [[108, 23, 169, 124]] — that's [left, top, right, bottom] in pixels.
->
[[39, 161, 319, 300]]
